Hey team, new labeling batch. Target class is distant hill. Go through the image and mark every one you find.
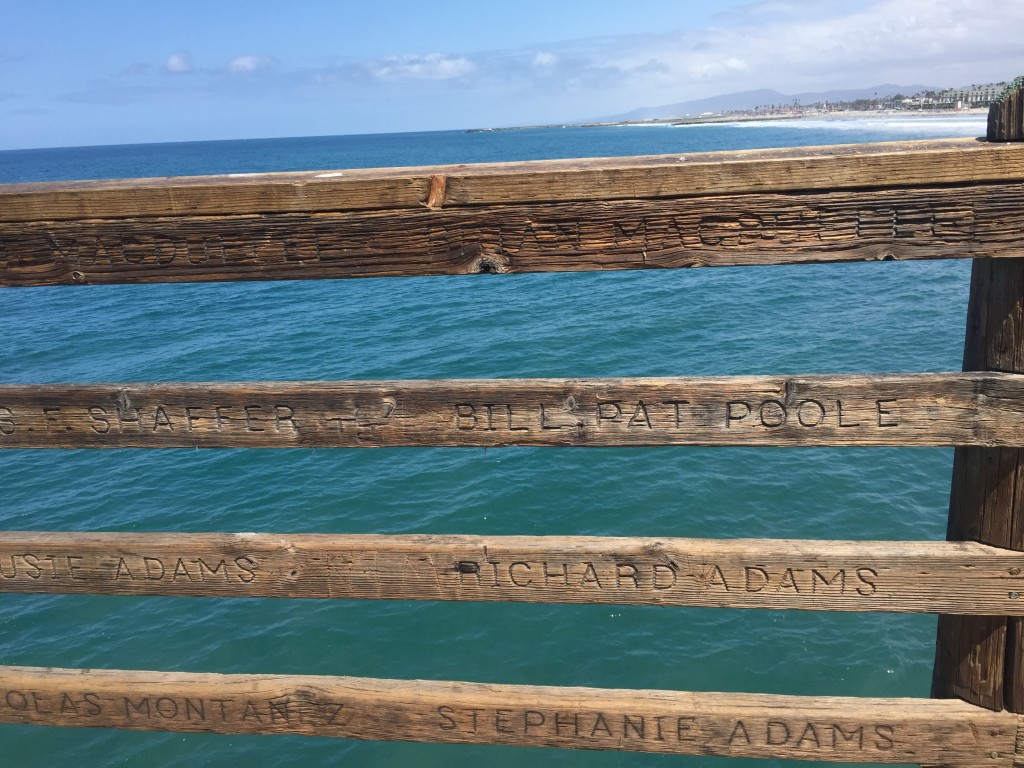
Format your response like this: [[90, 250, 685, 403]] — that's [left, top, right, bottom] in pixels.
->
[[607, 84, 939, 121]]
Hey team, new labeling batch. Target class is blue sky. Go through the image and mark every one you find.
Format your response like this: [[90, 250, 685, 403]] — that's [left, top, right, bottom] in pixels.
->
[[0, 0, 1019, 149]]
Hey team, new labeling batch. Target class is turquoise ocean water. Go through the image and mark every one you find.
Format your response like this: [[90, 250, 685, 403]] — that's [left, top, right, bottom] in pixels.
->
[[0, 115, 989, 767]]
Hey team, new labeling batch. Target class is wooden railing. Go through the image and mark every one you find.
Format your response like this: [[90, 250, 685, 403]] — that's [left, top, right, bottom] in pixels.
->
[[2, 88, 1024, 765]]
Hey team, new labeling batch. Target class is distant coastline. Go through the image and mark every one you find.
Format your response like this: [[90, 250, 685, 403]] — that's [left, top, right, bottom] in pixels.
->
[[465, 108, 988, 133]]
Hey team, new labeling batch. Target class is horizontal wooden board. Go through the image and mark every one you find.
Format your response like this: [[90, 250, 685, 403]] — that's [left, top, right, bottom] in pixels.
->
[[0, 373, 1022, 448], [2, 533, 1023, 614], [1, 139, 1019, 225], [0, 666, 1014, 765], [2, 181, 1020, 286]]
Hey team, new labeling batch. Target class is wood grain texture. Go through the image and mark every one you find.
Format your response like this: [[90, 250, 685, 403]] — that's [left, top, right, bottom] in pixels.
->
[[1, 533, 1023, 615], [0, 139, 1016, 225], [989, 79, 1024, 142], [934, 259, 1024, 712], [1, 182, 1019, 286], [0, 373, 1022, 449], [0, 665, 1015, 765]]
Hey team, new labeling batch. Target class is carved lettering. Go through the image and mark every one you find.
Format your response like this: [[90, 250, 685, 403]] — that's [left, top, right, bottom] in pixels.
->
[[597, 401, 622, 424], [876, 399, 898, 427], [703, 565, 730, 591], [105, 555, 260, 584], [501, 220, 580, 255], [662, 399, 689, 427], [616, 563, 639, 588], [235, 556, 258, 583], [628, 401, 653, 429], [726, 401, 751, 426], [856, 567, 879, 596], [506, 404, 528, 432], [612, 218, 648, 248], [796, 722, 821, 748], [777, 569, 800, 592], [837, 400, 860, 427], [758, 399, 787, 428], [0, 407, 15, 436], [114, 558, 134, 580], [729, 720, 752, 745], [173, 559, 195, 581], [509, 562, 532, 587], [455, 404, 476, 430], [543, 561, 568, 587], [67, 556, 85, 579], [438, 705, 457, 730], [766, 721, 791, 745], [269, 696, 291, 723], [144, 558, 166, 580], [152, 406, 174, 432], [796, 400, 825, 427], [88, 406, 110, 433], [652, 564, 676, 589], [833, 724, 864, 749], [723, 399, 888, 430], [274, 405, 297, 433], [184, 698, 206, 721], [42, 406, 64, 432], [524, 710, 545, 733], [538, 403, 561, 431], [698, 214, 765, 246], [317, 700, 346, 725], [874, 725, 896, 750], [124, 696, 151, 719], [49, 236, 80, 263], [811, 569, 845, 594], [580, 562, 602, 588], [745, 567, 770, 592]]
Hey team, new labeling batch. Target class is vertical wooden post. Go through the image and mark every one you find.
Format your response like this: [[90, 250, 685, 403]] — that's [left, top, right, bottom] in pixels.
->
[[987, 76, 1024, 142], [932, 262, 1024, 711], [933, 77, 1024, 713]]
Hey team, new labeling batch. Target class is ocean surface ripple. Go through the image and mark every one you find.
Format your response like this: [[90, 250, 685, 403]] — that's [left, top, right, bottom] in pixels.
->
[[0, 116, 985, 767]]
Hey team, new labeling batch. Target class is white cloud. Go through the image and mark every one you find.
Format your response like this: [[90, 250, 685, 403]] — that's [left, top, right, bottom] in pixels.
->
[[515, 0, 1024, 105], [164, 52, 192, 74], [228, 55, 274, 75], [532, 51, 559, 69], [369, 53, 475, 81]]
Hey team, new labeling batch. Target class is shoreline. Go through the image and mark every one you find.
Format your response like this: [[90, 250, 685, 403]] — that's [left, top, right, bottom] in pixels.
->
[[465, 108, 989, 133]]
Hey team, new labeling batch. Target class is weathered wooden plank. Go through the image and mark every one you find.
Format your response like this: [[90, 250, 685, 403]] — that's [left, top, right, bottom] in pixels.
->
[[2, 139, 1018, 227], [2, 533, 1023, 615], [0, 373, 1022, 449], [934, 259, 1024, 712], [0, 666, 1014, 765], [1, 182, 1019, 286]]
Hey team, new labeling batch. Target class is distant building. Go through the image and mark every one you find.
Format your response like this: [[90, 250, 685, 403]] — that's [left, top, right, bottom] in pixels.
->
[[939, 83, 1006, 107]]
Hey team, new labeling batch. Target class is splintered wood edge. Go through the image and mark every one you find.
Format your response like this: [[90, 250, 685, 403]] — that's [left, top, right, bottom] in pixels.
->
[[1, 534, 1023, 615], [0, 665, 1016, 765], [0, 372, 1022, 448], [1, 138, 1020, 222]]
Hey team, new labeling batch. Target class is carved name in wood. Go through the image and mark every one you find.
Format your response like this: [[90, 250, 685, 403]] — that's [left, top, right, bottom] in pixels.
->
[[0, 185, 1020, 286], [0, 374, 1021, 448], [1, 533, 1021, 614], [0, 666, 1015, 765], [4, 139, 1024, 286]]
